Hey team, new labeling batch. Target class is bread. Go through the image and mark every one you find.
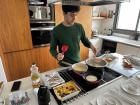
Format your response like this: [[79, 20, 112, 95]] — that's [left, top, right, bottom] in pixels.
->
[[123, 58, 133, 68], [104, 58, 113, 62]]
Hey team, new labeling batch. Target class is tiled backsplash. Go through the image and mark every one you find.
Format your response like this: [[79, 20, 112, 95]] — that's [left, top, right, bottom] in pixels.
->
[[92, 4, 116, 35]]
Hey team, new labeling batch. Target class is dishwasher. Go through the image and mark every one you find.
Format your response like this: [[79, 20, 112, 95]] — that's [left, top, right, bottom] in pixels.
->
[[101, 39, 117, 54]]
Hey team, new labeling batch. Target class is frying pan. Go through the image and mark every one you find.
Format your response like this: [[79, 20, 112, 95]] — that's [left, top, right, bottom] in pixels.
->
[[72, 63, 88, 76], [82, 70, 103, 85], [85, 58, 107, 69]]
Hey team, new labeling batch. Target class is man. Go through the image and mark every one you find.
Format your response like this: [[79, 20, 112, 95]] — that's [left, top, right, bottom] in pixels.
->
[[50, 5, 97, 66]]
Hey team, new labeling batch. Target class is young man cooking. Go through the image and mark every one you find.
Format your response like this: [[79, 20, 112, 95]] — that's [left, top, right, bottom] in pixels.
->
[[50, 5, 97, 66]]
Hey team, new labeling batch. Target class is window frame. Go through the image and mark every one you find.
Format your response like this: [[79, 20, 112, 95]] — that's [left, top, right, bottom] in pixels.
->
[[113, 3, 140, 40]]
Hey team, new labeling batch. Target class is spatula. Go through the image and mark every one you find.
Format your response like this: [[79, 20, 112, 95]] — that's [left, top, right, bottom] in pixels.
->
[[61, 44, 69, 55]]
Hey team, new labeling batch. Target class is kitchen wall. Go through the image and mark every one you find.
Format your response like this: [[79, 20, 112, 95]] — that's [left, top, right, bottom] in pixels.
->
[[92, 4, 116, 35]]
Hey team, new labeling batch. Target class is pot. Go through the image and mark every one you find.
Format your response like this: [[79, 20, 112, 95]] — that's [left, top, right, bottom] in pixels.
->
[[72, 63, 88, 76], [85, 58, 107, 69], [82, 70, 103, 85]]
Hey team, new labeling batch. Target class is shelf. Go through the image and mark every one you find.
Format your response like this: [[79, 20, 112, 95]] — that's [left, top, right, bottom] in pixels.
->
[[92, 17, 106, 20]]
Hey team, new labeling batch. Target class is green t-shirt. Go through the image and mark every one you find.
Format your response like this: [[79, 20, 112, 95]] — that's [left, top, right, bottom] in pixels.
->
[[50, 23, 91, 64]]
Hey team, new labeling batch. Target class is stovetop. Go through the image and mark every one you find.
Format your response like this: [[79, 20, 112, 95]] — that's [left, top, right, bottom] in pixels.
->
[[50, 67, 121, 105]]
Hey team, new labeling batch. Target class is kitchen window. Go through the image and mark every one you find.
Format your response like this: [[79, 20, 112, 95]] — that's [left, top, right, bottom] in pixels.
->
[[113, 0, 140, 40]]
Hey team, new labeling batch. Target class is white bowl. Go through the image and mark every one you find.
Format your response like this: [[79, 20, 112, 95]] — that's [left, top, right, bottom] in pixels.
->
[[72, 63, 88, 73]]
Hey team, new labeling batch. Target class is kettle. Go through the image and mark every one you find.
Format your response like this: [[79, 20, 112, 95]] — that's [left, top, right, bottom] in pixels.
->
[[38, 85, 50, 105]]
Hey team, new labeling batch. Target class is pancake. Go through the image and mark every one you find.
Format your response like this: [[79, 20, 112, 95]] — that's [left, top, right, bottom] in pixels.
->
[[86, 75, 97, 82]]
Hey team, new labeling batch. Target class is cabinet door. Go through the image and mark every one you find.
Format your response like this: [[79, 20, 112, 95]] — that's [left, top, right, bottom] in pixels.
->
[[116, 43, 139, 56], [0, 0, 32, 53], [77, 6, 92, 60], [76, 6, 92, 38], [4, 47, 59, 81], [80, 43, 89, 60], [0, 46, 2, 56], [31, 47, 59, 71]]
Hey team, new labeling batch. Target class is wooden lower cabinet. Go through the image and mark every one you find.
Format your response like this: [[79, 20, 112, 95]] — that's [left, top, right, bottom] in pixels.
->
[[4, 45, 90, 81], [4, 47, 59, 81], [80, 43, 89, 61], [4, 45, 89, 81], [0, 46, 2, 56]]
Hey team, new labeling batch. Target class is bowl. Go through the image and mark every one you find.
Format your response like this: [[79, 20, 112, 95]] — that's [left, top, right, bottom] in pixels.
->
[[86, 58, 107, 68], [72, 63, 88, 74]]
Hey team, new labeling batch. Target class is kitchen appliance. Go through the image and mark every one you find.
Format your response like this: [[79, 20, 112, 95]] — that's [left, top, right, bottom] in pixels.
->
[[29, 0, 47, 6], [101, 39, 117, 54], [82, 69, 103, 85], [50, 67, 121, 105], [30, 22, 55, 47], [72, 63, 88, 74], [29, 5, 54, 22], [85, 58, 107, 69], [49, 0, 129, 6], [38, 85, 50, 105], [29, 0, 55, 47]]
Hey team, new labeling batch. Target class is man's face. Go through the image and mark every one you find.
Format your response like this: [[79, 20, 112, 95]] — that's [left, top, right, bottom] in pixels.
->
[[64, 12, 78, 25]]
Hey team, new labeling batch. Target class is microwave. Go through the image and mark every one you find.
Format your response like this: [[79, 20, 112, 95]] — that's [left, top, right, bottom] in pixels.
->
[[29, 5, 55, 22], [30, 22, 55, 47]]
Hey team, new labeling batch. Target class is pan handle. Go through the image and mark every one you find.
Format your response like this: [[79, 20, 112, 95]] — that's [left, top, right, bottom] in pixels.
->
[[60, 61, 72, 66]]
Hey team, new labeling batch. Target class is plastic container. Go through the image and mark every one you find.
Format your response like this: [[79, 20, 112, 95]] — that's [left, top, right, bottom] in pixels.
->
[[30, 63, 40, 84], [38, 85, 50, 105], [35, 7, 42, 19]]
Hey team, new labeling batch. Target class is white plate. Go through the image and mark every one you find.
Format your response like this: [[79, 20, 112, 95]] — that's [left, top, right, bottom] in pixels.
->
[[136, 74, 140, 79], [121, 79, 140, 96], [42, 72, 65, 89], [96, 93, 122, 105]]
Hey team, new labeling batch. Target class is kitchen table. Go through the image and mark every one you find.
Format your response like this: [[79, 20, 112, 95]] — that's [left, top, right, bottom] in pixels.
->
[[0, 53, 140, 105]]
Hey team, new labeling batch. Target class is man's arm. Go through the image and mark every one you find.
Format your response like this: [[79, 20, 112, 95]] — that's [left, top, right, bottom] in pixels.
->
[[50, 30, 58, 58], [90, 44, 97, 56], [50, 30, 64, 61]]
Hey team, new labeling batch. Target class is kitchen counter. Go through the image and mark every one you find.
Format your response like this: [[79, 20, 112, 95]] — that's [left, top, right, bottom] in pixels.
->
[[94, 34, 140, 48], [0, 67, 67, 105], [1, 54, 140, 105]]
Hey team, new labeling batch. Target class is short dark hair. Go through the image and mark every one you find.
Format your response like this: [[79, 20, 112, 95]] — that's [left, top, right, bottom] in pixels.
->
[[62, 5, 80, 14]]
